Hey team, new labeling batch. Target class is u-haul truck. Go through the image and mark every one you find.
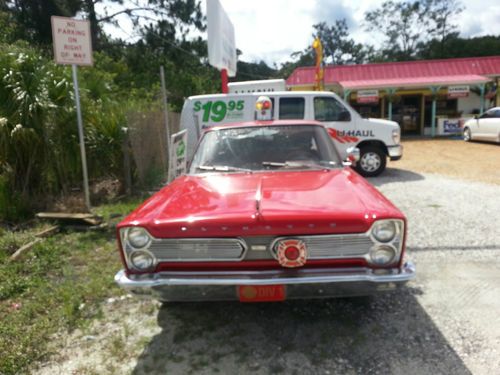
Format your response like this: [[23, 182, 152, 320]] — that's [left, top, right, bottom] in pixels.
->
[[180, 84, 402, 176]]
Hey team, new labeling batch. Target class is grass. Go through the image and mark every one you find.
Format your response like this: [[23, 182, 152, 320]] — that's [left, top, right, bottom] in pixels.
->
[[0, 198, 142, 375]]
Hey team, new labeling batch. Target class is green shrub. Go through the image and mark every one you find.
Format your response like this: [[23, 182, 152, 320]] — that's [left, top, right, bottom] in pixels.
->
[[0, 45, 129, 220]]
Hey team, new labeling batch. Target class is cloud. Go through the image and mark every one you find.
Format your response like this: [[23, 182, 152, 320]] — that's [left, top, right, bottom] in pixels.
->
[[458, 4, 500, 38], [313, 0, 356, 30], [218, 0, 317, 64], [217, 0, 386, 65], [105, 0, 500, 67]]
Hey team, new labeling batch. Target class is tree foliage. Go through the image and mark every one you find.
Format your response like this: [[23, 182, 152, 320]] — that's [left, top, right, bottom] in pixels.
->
[[419, 35, 500, 60], [0, 44, 130, 220], [364, 0, 463, 60], [279, 18, 372, 78], [4, 0, 81, 44], [313, 21, 372, 65]]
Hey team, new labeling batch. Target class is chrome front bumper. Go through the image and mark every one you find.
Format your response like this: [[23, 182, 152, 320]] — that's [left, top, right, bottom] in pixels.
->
[[115, 262, 416, 302], [388, 145, 403, 161]]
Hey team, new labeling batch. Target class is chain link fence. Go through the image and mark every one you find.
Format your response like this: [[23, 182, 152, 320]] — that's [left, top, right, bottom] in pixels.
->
[[125, 109, 180, 190]]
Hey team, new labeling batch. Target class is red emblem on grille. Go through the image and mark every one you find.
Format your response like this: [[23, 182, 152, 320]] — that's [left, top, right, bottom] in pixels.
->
[[276, 239, 307, 268]]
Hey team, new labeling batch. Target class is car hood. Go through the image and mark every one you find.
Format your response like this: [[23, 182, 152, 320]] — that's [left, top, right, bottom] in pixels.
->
[[120, 169, 404, 238], [366, 118, 400, 129]]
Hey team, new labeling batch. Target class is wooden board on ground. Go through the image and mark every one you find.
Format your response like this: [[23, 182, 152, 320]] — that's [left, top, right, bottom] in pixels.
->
[[36, 212, 103, 226]]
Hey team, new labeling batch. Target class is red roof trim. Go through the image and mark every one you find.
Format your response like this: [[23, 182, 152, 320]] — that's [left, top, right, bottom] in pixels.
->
[[339, 74, 490, 90], [286, 55, 500, 87]]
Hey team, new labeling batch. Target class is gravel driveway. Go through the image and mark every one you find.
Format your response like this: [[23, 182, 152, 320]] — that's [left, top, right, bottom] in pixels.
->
[[35, 168, 500, 375]]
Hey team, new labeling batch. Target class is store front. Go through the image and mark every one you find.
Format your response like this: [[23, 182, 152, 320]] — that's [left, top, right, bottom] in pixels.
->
[[286, 56, 500, 136], [351, 95, 423, 135]]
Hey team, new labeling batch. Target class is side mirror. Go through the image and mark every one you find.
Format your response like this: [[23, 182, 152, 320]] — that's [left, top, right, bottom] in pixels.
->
[[344, 147, 360, 166]]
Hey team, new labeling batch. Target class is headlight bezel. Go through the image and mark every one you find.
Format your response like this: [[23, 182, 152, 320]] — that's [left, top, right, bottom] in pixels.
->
[[369, 244, 397, 265], [126, 227, 152, 249], [368, 219, 404, 266], [371, 220, 397, 243], [119, 226, 157, 271], [129, 249, 156, 271]]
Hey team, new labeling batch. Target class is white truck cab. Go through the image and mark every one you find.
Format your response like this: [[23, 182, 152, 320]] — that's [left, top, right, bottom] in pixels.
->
[[180, 90, 402, 176]]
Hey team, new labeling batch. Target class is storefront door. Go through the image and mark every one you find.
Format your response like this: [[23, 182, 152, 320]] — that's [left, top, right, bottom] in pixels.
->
[[389, 95, 421, 135]]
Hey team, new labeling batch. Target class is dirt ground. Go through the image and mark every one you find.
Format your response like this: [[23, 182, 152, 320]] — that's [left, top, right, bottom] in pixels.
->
[[393, 138, 499, 185]]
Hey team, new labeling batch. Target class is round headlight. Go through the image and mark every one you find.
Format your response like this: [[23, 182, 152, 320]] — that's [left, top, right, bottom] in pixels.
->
[[127, 227, 151, 249], [372, 221, 396, 243], [130, 250, 155, 270], [370, 246, 396, 265]]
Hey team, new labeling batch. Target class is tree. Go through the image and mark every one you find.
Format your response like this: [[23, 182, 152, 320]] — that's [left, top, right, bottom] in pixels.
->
[[5, 0, 81, 44], [280, 18, 372, 77], [313, 20, 371, 65], [426, 0, 463, 55], [235, 60, 277, 82], [4, 0, 205, 50], [365, 1, 430, 60], [364, 0, 463, 61], [419, 35, 500, 60], [83, 0, 204, 50]]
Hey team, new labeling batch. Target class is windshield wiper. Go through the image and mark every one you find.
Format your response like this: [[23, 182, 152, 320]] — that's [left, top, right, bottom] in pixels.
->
[[197, 165, 253, 173], [262, 161, 329, 169]]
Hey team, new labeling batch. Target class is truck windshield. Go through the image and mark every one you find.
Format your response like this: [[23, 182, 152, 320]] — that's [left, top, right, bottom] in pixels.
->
[[189, 125, 342, 173]]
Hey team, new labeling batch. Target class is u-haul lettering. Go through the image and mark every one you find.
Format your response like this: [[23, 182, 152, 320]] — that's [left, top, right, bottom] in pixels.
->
[[337, 130, 375, 137]]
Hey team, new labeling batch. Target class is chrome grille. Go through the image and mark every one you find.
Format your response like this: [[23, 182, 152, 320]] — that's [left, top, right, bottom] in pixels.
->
[[271, 234, 373, 259], [242, 236, 275, 260], [148, 238, 246, 262], [144, 233, 373, 262]]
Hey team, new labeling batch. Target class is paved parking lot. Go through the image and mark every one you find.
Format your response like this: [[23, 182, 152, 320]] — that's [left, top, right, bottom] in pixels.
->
[[36, 143, 500, 375]]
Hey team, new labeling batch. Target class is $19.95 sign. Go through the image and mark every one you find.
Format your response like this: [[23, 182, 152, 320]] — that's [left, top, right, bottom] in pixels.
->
[[194, 100, 245, 123]]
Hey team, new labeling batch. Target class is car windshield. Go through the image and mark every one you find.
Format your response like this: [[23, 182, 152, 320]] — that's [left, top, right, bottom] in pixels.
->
[[189, 124, 342, 173]]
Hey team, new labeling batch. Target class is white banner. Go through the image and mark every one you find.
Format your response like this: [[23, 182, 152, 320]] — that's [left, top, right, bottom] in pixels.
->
[[51, 16, 93, 66], [357, 90, 379, 103], [207, 0, 237, 77], [448, 85, 469, 98], [168, 130, 188, 182]]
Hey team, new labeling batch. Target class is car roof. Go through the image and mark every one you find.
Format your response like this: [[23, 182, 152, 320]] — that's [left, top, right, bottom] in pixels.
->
[[188, 91, 338, 100], [208, 120, 326, 131]]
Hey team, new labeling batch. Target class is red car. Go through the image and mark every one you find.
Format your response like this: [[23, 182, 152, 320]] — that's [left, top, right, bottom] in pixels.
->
[[115, 120, 415, 302]]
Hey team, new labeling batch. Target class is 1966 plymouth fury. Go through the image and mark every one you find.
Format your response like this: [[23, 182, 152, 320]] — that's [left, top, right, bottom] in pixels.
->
[[115, 120, 415, 302]]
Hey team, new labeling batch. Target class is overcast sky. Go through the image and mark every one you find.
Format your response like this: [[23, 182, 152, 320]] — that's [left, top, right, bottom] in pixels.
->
[[102, 0, 500, 66], [212, 0, 500, 65]]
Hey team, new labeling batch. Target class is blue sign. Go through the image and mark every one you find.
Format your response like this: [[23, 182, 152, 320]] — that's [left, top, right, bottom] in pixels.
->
[[443, 119, 461, 134]]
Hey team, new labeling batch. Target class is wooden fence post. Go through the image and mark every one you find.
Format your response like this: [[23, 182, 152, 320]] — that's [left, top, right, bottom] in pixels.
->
[[122, 131, 132, 195]]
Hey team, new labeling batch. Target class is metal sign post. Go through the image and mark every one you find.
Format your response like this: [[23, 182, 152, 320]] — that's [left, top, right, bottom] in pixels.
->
[[71, 64, 91, 210], [51, 16, 93, 211], [160, 66, 171, 165]]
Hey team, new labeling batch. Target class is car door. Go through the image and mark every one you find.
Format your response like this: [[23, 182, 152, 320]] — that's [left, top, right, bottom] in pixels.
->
[[313, 96, 356, 157], [483, 109, 500, 141], [475, 109, 495, 140]]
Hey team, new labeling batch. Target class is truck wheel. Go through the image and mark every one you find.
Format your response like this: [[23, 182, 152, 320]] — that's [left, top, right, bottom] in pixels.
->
[[355, 146, 386, 177]]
